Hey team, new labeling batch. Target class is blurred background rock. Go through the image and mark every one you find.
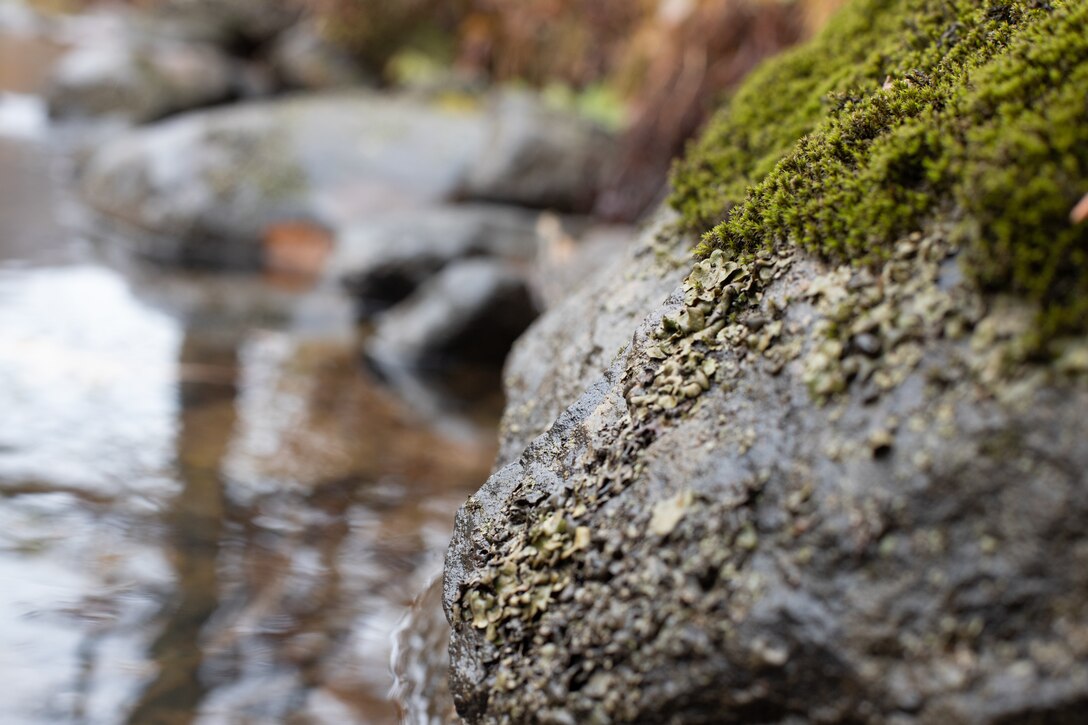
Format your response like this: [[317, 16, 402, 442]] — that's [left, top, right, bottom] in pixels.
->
[[28, 0, 844, 219], [312, 0, 845, 220]]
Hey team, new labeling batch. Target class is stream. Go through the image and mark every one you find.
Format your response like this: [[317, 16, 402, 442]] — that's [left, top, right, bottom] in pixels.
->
[[0, 27, 492, 725]]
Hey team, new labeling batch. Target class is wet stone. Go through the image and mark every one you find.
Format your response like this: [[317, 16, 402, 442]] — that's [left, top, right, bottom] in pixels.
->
[[444, 218, 1088, 723], [366, 258, 540, 369]]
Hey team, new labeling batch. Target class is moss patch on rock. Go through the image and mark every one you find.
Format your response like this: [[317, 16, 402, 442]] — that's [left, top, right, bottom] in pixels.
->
[[670, 0, 1088, 349]]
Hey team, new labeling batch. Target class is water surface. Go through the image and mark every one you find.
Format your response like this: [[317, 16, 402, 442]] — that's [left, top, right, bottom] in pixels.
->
[[0, 46, 493, 724]]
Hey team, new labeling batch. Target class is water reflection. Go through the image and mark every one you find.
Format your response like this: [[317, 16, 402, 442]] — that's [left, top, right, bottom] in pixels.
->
[[0, 111, 495, 725], [0, 268, 180, 723], [124, 333, 236, 725]]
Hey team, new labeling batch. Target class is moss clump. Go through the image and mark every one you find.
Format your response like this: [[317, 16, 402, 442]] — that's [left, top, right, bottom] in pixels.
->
[[670, 0, 1088, 349]]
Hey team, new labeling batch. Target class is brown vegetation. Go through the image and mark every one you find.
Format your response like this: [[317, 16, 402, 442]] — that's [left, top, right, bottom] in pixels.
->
[[47, 0, 844, 220], [310, 0, 844, 220]]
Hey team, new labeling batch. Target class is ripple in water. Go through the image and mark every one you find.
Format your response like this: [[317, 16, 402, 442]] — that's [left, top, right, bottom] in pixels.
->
[[0, 124, 495, 723]]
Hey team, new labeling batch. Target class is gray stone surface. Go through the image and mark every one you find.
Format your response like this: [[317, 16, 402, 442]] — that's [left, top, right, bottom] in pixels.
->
[[529, 217, 637, 312], [331, 204, 540, 313], [45, 39, 235, 123], [457, 92, 614, 213], [78, 90, 614, 270], [77, 92, 491, 267], [268, 22, 368, 91], [153, 0, 301, 47], [444, 217, 1088, 722], [368, 259, 539, 369], [496, 210, 687, 467]]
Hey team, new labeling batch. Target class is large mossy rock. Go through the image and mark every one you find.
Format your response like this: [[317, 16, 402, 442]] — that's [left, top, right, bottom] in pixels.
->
[[445, 1, 1088, 721]]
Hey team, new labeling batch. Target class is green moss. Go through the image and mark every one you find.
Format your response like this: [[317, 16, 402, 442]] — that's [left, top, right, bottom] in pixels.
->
[[670, 0, 1088, 349]]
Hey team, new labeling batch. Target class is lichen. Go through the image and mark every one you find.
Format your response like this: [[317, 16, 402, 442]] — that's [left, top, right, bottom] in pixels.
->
[[453, 3, 1088, 719], [627, 247, 794, 420], [670, 0, 1088, 350]]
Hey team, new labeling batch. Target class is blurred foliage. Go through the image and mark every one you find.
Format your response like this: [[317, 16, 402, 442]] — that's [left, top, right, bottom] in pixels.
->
[[311, 0, 460, 75], [308, 0, 844, 219], [540, 82, 627, 133], [43, 0, 844, 220]]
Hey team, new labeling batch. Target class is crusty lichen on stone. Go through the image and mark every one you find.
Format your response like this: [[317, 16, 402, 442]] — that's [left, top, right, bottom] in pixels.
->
[[448, 3, 1088, 721]]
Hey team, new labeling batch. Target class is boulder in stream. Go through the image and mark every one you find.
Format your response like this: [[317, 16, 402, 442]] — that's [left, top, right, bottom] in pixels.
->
[[77, 92, 491, 267], [331, 204, 540, 314], [152, 0, 301, 48], [444, 1, 1088, 721], [456, 91, 614, 213], [46, 38, 235, 123], [78, 90, 614, 269], [367, 258, 539, 369], [268, 22, 369, 91], [446, 221, 1088, 725]]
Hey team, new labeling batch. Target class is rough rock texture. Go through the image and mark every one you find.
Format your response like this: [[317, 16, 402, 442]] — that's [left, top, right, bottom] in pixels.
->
[[45, 39, 235, 123], [457, 92, 614, 213], [367, 259, 539, 369], [529, 218, 636, 311], [330, 204, 540, 313], [446, 219, 1088, 723], [445, 1, 1088, 720], [496, 210, 687, 468]]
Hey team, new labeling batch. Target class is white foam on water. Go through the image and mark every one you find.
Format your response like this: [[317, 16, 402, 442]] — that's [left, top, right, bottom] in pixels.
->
[[0, 93, 46, 139]]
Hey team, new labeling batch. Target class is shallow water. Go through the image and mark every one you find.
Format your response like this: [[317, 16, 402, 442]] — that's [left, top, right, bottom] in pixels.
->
[[0, 49, 493, 725]]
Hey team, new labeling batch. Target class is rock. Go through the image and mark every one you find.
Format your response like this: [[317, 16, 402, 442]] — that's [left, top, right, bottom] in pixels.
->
[[457, 92, 614, 213], [367, 259, 538, 369], [444, 1, 1088, 720], [0, 2, 41, 34], [45, 38, 235, 123], [330, 204, 540, 314], [268, 22, 368, 91], [231, 59, 280, 100], [332, 206, 636, 320], [529, 215, 637, 311], [79, 89, 617, 271], [496, 210, 686, 467], [444, 219, 1088, 722], [78, 92, 492, 268], [152, 0, 301, 48], [77, 88, 622, 269]]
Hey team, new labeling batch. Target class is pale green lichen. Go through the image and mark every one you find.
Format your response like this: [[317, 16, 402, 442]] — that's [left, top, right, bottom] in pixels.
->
[[627, 248, 794, 420], [455, 3, 1088, 718]]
